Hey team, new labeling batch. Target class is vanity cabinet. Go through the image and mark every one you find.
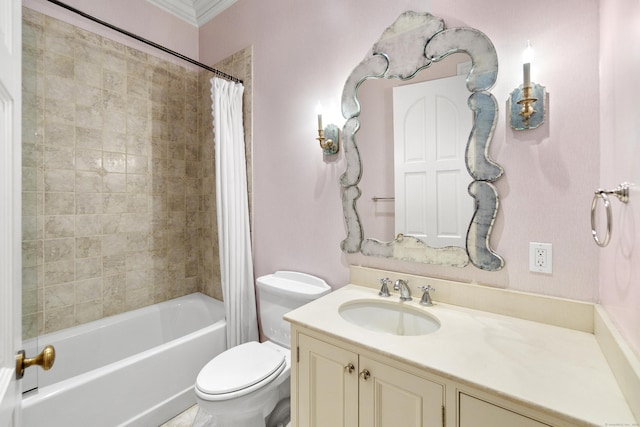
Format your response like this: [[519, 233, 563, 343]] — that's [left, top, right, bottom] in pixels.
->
[[292, 326, 572, 427], [295, 333, 444, 427], [458, 394, 551, 427]]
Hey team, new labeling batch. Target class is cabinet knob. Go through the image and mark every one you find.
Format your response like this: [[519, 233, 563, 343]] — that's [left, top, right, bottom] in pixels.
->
[[344, 363, 355, 374], [359, 369, 371, 381]]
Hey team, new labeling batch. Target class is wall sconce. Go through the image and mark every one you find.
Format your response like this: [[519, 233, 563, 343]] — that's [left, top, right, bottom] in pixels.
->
[[315, 103, 340, 155], [509, 41, 546, 130]]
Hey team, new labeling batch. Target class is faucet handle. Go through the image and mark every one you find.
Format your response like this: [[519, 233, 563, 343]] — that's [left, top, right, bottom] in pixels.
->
[[378, 278, 391, 297], [418, 285, 436, 306]]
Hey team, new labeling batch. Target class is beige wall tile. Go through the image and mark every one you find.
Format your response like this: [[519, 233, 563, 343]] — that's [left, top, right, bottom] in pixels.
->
[[44, 305, 75, 333], [75, 277, 103, 303], [75, 215, 101, 236], [76, 236, 102, 258], [43, 260, 74, 286], [44, 282, 74, 310], [22, 9, 253, 336], [44, 215, 75, 238], [75, 193, 102, 214], [44, 123, 75, 148], [75, 170, 102, 193], [103, 254, 126, 276], [44, 237, 74, 262], [76, 127, 102, 149], [76, 300, 103, 324]]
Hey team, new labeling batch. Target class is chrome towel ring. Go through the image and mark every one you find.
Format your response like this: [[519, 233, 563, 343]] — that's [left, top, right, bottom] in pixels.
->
[[590, 182, 630, 247]]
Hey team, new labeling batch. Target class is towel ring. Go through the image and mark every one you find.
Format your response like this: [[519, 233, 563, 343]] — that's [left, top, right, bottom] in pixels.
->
[[590, 182, 629, 247]]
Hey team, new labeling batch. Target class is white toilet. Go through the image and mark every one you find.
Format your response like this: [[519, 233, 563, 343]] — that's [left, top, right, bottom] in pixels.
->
[[195, 271, 331, 427]]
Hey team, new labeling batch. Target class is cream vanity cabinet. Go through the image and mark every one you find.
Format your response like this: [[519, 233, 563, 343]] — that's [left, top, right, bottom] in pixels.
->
[[294, 331, 445, 427], [291, 326, 564, 427], [458, 393, 550, 427]]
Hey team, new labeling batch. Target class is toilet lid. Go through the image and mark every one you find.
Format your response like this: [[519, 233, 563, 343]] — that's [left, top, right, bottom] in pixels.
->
[[196, 341, 286, 396]]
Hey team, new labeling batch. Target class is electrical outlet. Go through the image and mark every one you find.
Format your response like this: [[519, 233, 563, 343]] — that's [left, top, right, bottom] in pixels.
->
[[529, 242, 552, 274]]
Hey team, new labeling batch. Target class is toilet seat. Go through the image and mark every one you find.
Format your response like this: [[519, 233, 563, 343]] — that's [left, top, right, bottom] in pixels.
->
[[196, 341, 286, 401]]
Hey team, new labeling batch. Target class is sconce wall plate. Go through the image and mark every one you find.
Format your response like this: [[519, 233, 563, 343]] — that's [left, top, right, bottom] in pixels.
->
[[509, 82, 546, 130], [320, 123, 340, 155]]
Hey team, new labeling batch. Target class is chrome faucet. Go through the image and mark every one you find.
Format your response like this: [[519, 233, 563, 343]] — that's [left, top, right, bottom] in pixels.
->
[[418, 285, 436, 306], [378, 278, 391, 297], [393, 279, 412, 301]]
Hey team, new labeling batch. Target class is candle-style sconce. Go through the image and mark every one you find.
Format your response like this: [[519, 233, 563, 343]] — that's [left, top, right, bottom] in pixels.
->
[[509, 41, 546, 130], [315, 103, 340, 155]]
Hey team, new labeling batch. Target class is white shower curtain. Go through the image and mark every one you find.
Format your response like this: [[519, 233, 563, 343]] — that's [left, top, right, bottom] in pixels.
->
[[211, 77, 259, 348]]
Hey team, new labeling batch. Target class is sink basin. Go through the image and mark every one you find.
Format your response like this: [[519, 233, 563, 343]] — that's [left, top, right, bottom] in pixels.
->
[[339, 300, 440, 336]]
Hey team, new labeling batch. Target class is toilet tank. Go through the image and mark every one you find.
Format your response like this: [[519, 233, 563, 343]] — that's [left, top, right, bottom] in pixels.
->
[[256, 271, 331, 348]]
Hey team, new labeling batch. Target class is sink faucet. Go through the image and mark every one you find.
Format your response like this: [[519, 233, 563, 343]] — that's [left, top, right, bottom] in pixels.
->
[[393, 279, 412, 301], [418, 285, 436, 306], [378, 278, 391, 297]]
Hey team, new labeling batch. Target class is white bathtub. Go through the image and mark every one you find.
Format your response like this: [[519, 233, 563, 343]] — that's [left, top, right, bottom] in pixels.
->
[[21, 292, 227, 427]]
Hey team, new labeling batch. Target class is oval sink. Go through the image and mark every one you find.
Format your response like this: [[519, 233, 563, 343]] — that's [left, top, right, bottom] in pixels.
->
[[339, 300, 440, 336]]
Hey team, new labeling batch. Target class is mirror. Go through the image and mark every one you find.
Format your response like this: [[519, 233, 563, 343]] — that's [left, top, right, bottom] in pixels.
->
[[340, 11, 505, 271]]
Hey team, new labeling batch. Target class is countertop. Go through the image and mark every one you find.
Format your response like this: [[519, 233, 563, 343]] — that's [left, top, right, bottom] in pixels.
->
[[284, 284, 636, 426]]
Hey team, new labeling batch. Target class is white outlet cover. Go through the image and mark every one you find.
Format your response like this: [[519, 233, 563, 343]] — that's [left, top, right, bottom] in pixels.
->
[[529, 242, 552, 274]]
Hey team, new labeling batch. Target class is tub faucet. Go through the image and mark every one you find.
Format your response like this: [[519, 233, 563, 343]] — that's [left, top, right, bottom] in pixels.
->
[[393, 279, 412, 301]]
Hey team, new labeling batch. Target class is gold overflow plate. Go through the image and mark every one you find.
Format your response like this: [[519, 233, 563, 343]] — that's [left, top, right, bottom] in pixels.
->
[[16, 345, 56, 380]]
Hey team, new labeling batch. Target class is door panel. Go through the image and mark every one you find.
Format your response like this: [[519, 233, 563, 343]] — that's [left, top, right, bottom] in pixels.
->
[[297, 334, 359, 427], [0, 0, 22, 424], [393, 74, 472, 248], [359, 356, 444, 427]]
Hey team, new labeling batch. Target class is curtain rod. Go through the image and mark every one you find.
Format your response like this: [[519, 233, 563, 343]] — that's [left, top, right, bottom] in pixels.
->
[[45, 0, 243, 84]]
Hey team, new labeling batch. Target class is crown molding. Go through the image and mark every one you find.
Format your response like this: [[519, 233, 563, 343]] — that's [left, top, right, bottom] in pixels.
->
[[146, 0, 236, 27]]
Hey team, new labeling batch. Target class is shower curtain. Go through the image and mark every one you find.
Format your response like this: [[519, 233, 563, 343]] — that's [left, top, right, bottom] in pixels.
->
[[211, 77, 259, 348]]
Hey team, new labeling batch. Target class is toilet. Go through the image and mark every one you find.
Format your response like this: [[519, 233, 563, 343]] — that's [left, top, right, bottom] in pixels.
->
[[195, 271, 331, 427]]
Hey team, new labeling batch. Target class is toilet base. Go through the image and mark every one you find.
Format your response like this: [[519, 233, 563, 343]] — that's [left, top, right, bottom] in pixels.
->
[[266, 397, 290, 427], [193, 397, 289, 427], [192, 406, 266, 427]]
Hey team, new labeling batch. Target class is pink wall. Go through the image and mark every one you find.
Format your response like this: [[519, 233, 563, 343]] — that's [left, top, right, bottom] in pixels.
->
[[23, 0, 199, 60], [199, 0, 603, 302], [23, 0, 639, 355], [599, 0, 640, 356]]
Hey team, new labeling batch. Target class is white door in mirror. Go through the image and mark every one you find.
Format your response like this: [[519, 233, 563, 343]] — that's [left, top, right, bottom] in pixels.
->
[[393, 74, 473, 248]]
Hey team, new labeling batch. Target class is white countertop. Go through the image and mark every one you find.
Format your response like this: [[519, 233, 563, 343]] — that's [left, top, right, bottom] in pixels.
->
[[285, 284, 636, 426]]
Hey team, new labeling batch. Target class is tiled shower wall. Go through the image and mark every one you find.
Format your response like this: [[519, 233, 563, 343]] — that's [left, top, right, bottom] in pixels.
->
[[21, 8, 253, 337]]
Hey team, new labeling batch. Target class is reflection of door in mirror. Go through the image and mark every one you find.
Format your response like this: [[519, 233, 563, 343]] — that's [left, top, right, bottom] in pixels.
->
[[356, 53, 472, 247], [393, 74, 473, 248]]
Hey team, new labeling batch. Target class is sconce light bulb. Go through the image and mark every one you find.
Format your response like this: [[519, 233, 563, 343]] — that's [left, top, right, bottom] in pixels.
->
[[316, 102, 323, 131], [522, 40, 534, 64]]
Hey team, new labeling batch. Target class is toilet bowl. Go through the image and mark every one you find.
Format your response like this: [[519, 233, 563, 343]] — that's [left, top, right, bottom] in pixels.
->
[[195, 341, 290, 426], [194, 271, 331, 427]]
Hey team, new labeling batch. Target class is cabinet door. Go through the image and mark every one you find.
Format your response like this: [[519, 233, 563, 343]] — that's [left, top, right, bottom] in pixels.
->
[[359, 356, 444, 427], [459, 393, 552, 427], [297, 334, 359, 427]]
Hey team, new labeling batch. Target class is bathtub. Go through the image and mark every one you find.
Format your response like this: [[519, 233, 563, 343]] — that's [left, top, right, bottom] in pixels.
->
[[21, 292, 227, 427]]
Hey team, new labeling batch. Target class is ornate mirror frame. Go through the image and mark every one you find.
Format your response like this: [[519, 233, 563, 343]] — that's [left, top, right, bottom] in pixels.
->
[[340, 11, 505, 271]]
